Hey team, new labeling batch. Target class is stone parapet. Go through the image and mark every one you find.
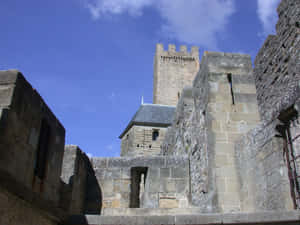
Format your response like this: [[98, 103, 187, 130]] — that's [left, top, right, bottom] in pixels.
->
[[67, 210, 300, 225]]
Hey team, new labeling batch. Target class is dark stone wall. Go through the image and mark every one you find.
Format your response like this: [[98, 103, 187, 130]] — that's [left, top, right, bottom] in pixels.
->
[[0, 70, 66, 224], [0, 69, 65, 205], [254, 0, 300, 122], [61, 145, 102, 215]]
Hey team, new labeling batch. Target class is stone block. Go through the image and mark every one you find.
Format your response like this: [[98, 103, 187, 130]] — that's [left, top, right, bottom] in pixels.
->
[[113, 179, 121, 192], [171, 167, 188, 178], [159, 198, 179, 208], [234, 93, 257, 103], [233, 84, 257, 94], [160, 179, 176, 193], [92, 157, 107, 168], [165, 156, 188, 168], [160, 168, 170, 178], [175, 214, 222, 224], [111, 199, 121, 208], [104, 168, 122, 179], [225, 178, 239, 193], [175, 179, 188, 193], [0, 70, 19, 84], [213, 132, 228, 143], [101, 180, 114, 194], [215, 143, 234, 155], [0, 86, 14, 106], [121, 179, 131, 193], [229, 112, 259, 123]]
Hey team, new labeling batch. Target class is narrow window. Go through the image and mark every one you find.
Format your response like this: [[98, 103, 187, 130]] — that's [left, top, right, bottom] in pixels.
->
[[34, 119, 51, 179], [130, 167, 148, 208], [227, 73, 235, 105], [178, 92, 180, 99], [152, 130, 159, 141]]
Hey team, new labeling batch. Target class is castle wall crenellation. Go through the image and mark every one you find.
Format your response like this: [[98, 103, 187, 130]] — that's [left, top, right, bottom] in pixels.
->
[[156, 43, 199, 56]]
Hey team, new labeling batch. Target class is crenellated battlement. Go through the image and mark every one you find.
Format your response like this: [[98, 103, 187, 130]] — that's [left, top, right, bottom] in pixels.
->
[[153, 43, 200, 106], [155, 43, 199, 57]]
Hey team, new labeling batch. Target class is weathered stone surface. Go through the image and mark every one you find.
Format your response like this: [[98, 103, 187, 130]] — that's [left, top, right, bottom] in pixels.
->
[[254, 0, 300, 123], [153, 44, 199, 106]]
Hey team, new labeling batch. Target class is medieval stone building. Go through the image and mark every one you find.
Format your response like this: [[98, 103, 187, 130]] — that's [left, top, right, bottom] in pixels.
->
[[0, 0, 300, 224]]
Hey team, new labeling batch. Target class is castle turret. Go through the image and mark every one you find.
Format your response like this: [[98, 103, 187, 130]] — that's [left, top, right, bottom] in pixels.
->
[[153, 44, 200, 106]]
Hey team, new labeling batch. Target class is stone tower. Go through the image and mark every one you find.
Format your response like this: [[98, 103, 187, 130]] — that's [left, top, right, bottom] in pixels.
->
[[153, 44, 200, 106]]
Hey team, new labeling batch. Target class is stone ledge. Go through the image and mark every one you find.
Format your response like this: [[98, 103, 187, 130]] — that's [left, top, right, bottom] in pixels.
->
[[67, 211, 300, 225]]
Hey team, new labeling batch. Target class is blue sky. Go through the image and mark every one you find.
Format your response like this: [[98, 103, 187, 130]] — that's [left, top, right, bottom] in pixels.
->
[[0, 0, 280, 157]]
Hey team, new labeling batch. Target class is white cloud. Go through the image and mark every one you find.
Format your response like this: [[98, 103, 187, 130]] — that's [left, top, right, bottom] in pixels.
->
[[86, 0, 153, 19], [158, 0, 235, 49], [257, 0, 281, 35], [85, 0, 235, 49]]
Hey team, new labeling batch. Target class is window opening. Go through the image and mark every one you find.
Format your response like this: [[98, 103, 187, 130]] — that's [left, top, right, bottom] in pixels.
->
[[152, 130, 159, 141], [227, 73, 235, 105], [130, 167, 148, 208], [34, 119, 51, 179]]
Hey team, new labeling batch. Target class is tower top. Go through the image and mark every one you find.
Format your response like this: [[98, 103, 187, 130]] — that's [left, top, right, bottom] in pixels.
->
[[155, 43, 199, 57]]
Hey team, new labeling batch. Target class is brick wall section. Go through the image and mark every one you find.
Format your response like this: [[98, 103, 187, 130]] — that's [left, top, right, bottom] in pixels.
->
[[153, 44, 199, 106], [254, 0, 300, 122], [121, 126, 167, 156], [91, 156, 189, 215]]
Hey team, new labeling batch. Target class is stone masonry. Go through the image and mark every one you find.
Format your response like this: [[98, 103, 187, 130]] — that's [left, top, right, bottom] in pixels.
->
[[153, 44, 199, 106], [162, 51, 261, 212], [0, 0, 300, 224]]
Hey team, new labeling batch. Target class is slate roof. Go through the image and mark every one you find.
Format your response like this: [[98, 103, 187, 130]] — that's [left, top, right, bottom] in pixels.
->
[[119, 104, 176, 138]]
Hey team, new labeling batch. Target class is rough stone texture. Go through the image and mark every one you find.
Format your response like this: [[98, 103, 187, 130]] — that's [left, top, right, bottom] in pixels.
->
[[92, 156, 190, 214], [60, 145, 102, 215], [162, 52, 259, 212], [0, 187, 58, 225], [153, 44, 199, 106], [0, 70, 66, 225], [234, 0, 300, 212], [235, 122, 294, 212], [254, 0, 300, 123]]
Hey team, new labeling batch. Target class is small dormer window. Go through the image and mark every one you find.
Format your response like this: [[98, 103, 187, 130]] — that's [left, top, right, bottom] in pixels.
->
[[152, 130, 159, 141]]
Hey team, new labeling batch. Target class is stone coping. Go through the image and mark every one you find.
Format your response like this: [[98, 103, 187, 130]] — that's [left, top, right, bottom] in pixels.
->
[[67, 211, 300, 225]]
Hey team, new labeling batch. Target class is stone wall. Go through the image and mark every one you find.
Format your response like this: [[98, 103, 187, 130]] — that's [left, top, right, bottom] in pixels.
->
[[61, 145, 102, 215], [162, 52, 260, 212], [254, 0, 300, 123], [235, 0, 300, 211], [0, 70, 66, 224], [0, 70, 65, 205], [121, 126, 167, 157], [235, 122, 294, 212], [91, 156, 190, 215], [0, 187, 59, 225], [153, 44, 199, 106]]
